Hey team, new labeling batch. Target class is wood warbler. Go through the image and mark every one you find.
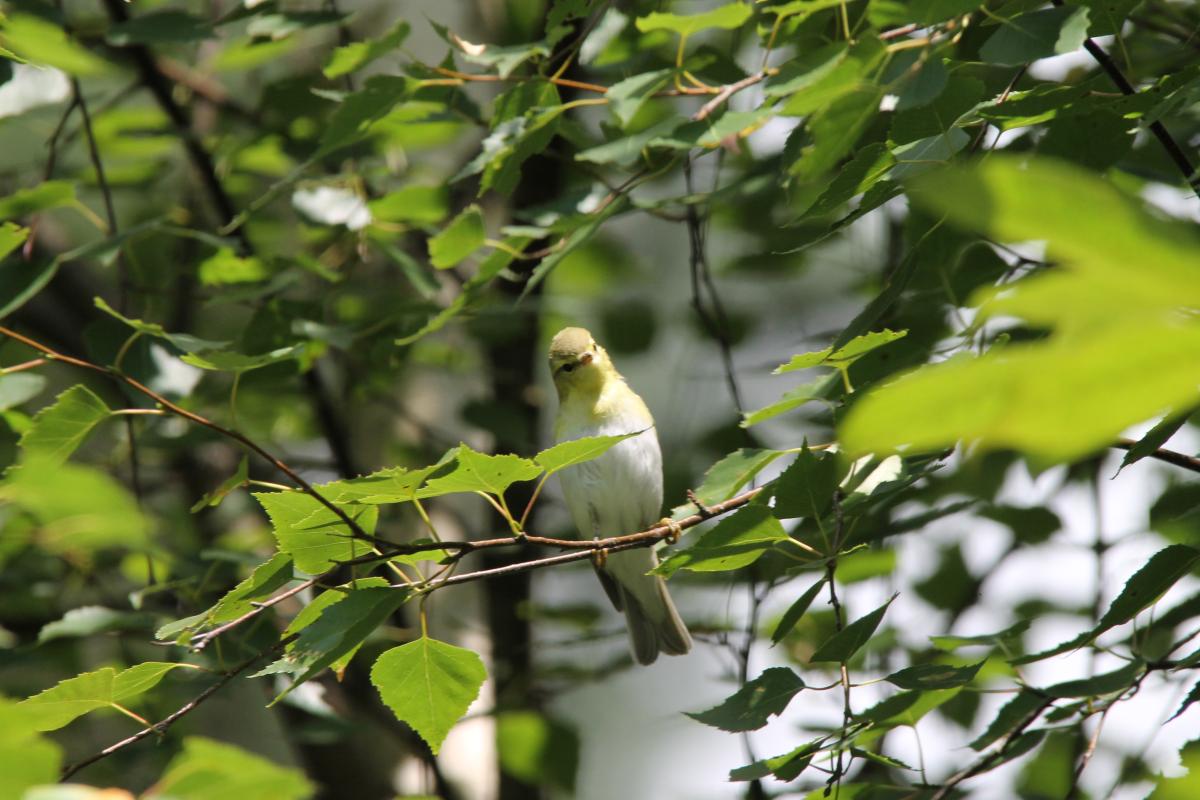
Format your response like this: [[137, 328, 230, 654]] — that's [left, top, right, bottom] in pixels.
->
[[549, 327, 692, 665]]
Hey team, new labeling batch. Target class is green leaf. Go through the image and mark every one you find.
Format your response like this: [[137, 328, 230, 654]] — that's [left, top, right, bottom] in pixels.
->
[[371, 636, 488, 754], [368, 185, 450, 224], [17, 662, 190, 731], [930, 619, 1031, 651], [496, 711, 579, 792], [980, 6, 1092, 66], [686, 667, 804, 732], [607, 69, 673, 125], [730, 739, 824, 782], [38, 606, 154, 643], [197, 248, 270, 285], [181, 345, 303, 372], [534, 432, 644, 474], [969, 689, 1047, 750], [147, 737, 314, 800], [94, 296, 230, 352], [318, 75, 411, 156], [190, 456, 250, 512], [1167, 682, 1200, 723], [395, 236, 531, 345], [428, 205, 486, 268], [106, 10, 213, 45], [17, 385, 110, 465], [772, 578, 827, 644], [635, 3, 753, 36], [1119, 413, 1192, 473], [317, 464, 441, 504], [323, 19, 409, 78], [266, 586, 405, 699], [886, 660, 984, 690], [0, 373, 45, 411], [740, 379, 831, 428], [655, 505, 787, 576], [775, 330, 908, 373], [207, 554, 294, 625], [688, 448, 785, 508], [420, 444, 541, 497], [1013, 545, 1200, 664], [0, 181, 76, 219], [1043, 661, 1143, 698], [1, 459, 150, 553], [255, 490, 379, 573], [0, 15, 116, 76], [790, 85, 884, 180], [810, 595, 896, 663], [842, 318, 1200, 461], [0, 221, 28, 260], [0, 698, 61, 798], [518, 194, 628, 298], [772, 445, 840, 519]]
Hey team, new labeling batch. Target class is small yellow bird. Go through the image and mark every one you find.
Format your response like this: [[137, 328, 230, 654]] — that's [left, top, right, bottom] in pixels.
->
[[549, 327, 692, 664]]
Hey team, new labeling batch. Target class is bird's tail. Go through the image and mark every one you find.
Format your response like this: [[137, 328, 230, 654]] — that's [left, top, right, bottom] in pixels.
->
[[605, 549, 693, 665]]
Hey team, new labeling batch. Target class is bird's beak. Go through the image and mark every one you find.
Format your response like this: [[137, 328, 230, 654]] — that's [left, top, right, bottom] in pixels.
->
[[579, 352, 593, 367]]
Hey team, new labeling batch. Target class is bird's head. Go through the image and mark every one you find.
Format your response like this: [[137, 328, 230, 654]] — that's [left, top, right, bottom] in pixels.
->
[[548, 327, 614, 399]]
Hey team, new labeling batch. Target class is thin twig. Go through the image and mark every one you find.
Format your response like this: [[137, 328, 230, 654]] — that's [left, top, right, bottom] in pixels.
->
[[1050, 0, 1200, 198], [691, 71, 772, 122], [59, 639, 289, 780], [1114, 437, 1200, 474], [0, 326, 375, 544]]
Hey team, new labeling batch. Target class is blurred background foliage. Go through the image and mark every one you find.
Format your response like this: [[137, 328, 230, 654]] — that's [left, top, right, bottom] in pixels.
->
[[1, 0, 1200, 798]]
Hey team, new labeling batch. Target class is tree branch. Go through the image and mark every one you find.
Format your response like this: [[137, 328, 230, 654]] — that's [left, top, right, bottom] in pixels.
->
[[59, 639, 288, 780], [1050, 0, 1200, 198], [0, 326, 374, 543], [1113, 437, 1200, 474]]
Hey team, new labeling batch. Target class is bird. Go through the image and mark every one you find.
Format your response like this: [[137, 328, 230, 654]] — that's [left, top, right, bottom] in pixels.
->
[[548, 326, 692, 665]]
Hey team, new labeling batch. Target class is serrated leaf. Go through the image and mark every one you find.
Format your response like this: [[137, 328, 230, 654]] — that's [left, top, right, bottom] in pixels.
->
[[1013, 545, 1200, 664], [655, 505, 787, 577], [687, 667, 804, 732], [148, 737, 314, 800], [206, 553, 294, 625], [1167, 681, 1200, 723], [94, 297, 230, 353], [969, 689, 1047, 751], [930, 619, 1031, 651], [810, 594, 896, 663], [886, 660, 984, 690], [1043, 661, 1143, 698], [371, 636, 487, 754], [428, 205, 485, 268], [190, 456, 249, 512], [255, 490, 378, 573], [775, 330, 908, 373], [317, 464, 440, 504], [741, 378, 832, 427], [0, 181, 75, 219], [18, 385, 110, 465], [772, 578, 827, 644], [980, 6, 1091, 66], [772, 445, 840, 519], [180, 345, 303, 372], [265, 586, 405, 700], [323, 19, 409, 78], [534, 431, 643, 474], [420, 444, 541, 497], [687, 448, 785, 509], [607, 69, 672, 125], [17, 662, 190, 731], [730, 739, 823, 782], [1119, 412, 1192, 473], [635, 3, 753, 36], [318, 75, 411, 156]]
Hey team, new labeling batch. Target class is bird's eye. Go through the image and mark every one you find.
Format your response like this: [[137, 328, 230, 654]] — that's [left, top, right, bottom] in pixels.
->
[[561, 363, 576, 373]]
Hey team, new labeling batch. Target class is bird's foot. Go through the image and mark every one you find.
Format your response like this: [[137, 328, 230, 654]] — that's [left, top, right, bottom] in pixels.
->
[[659, 517, 684, 544], [591, 546, 608, 569]]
